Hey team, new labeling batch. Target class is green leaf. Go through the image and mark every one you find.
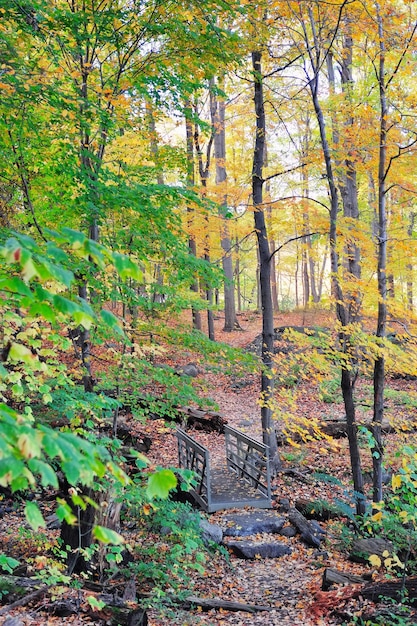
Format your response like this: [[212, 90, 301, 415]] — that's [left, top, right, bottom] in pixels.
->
[[42, 259, 73, 288], [0, 554, 19, 574], [100, 309, 123, 335], [8, 343, 35, 364], [46, 243, 69, 264], [93, 526, 124, 545], [146, 469, 177, 499], [28, 302, 57, 322], [52, 295, 79, 315], [113, 253, 142, 281], [28, 459, 59, 488], [87, 596, 106, 611], [55, 500, 77, 525], [24, 501, 45, 531], [41, 432, 62, 459], [0, 277, 32, 296], [73, 310, 94, 330], [61, 461, 80, 485], [61, 228, 86, 250]]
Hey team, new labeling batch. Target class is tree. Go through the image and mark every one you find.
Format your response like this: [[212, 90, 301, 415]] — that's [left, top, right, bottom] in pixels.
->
[[251, 50, 280, 471], [210, 77, 240, 331], [0, 230, 177, 538]]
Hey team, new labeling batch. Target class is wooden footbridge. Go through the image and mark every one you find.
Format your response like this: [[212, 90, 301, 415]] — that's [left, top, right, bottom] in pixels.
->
[[177, 425, 272, 512]]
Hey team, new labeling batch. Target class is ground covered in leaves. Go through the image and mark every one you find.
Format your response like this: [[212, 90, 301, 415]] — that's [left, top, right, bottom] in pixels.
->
[[1, 310, 417, 625]]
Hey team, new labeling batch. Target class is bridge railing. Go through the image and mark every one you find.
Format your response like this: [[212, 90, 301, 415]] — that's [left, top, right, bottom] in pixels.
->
[[224, 425, 271, 500], [176, 428, 212, 511], [177, 425, 272, 512]]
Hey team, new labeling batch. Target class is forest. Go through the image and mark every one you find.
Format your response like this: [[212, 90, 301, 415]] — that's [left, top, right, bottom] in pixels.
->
[[1, 0, 417, 624]]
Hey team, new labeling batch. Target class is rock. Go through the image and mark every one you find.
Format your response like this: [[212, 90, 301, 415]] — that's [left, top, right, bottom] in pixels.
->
[[288, 507, 322, 548], [177, 363, 199, 377], [47, 599, 79, 616], [313, 550, 329, 559], [322, 567, 369, 591], [309, 520, 326, 537], [199, 519, 223, 545], [277, 497, 290, 512], [226, 540, 291, 559], [222, 512, 285, 537], [46, 513, 61, 530], [3, 618, 25, 626], [350, 537, 394, 563], [280, 525, 297, 538]]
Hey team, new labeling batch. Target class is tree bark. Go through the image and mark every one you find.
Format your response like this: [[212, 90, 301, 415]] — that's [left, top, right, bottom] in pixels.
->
[[306, 6, 365, 513], [194, 102, 215, 340], [251, 51, 280, 472], [185, 104, 202, 331], [210, 78, 239, 331], [372, 3, 388, 505]]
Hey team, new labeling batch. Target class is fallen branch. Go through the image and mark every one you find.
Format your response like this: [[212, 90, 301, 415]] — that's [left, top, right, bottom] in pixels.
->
[[322, 568, 369, 591], [0, 585, 49, 615], [288, 507, 322, 548], [182, 595, 272, 613], [361, 576, 417, 602], [281, 468, 313, 484]]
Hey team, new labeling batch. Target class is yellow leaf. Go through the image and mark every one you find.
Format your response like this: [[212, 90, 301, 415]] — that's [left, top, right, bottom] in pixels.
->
[[371, 511, 383, 522], [17, 433, 41, 459], [392, 474, 402, 490], [369, 554, 381, 567], [22, 258, 38, 282]]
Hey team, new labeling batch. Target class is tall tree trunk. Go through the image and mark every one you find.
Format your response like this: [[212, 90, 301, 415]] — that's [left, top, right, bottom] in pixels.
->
[[265, 146, 279, 312], [252, 51, 280, 472], [235, 236, 242, 312], [210, 78, 239, 331], [300, 116, 319, 304], [185, 104, 202, 331], [270, 240, 279, 311], [407, 213, 416, 310], [302, 250, 310, 306], [372, 3, 388, 505], [194, 103, 215, 340], [306, 7, 365, 513]]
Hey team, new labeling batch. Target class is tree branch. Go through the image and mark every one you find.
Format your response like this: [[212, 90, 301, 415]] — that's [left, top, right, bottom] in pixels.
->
[[263, 162, 307, 183], [268, 231, 325, 263]]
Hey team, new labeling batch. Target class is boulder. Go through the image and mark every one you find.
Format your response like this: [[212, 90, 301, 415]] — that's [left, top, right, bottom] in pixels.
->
[[199, 519, 223, 545], [280, 525, 297, 538], [3, 618, 25, 626], [226, 540, 291, 559], [222, 511, 285, 537], [177, 363, 199, 377], [350, 537, 394, 563]]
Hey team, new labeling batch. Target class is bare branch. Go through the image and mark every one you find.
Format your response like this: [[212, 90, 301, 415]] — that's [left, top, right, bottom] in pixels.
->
[[268, 231, 325, 263]]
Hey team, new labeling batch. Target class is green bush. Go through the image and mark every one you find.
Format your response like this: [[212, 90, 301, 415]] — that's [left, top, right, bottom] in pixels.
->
[[122, 498, 212, 597], [318, 377, 343, 403]]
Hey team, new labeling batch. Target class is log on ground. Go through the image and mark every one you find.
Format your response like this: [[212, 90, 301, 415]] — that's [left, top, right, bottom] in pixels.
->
[[288, 507, 323, 548], [182, 595, 272, 613], [322, 568, 370, 591], [362, 577, 417, 603]]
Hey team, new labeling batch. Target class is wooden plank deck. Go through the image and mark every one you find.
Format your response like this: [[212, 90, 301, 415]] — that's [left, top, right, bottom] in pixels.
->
[[176, 427, 272, 513], [208, 463, 272, 512]]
